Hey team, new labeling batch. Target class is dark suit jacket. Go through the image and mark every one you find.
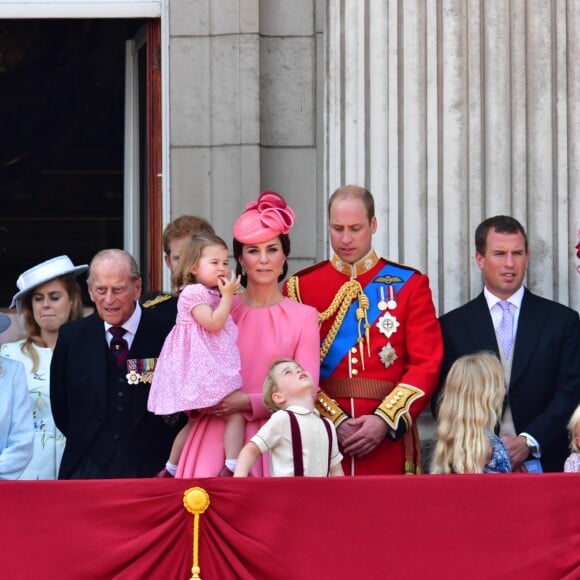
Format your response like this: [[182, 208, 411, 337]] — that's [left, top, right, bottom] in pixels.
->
[[439, 289, 580, 472], [50, 308, 176, 478]]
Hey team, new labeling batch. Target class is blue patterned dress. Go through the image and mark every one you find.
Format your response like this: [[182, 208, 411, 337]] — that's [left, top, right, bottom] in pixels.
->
[[483, 430, 511, 473]]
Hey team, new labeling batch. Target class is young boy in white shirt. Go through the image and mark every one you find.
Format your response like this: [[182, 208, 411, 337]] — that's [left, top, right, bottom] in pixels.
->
[[234, 359, 344, 477]]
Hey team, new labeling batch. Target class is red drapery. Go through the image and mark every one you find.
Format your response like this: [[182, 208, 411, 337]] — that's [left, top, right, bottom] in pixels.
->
[[2, 474, 579, 579]]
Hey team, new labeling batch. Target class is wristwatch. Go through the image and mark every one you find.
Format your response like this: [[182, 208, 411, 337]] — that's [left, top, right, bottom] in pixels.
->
[[521, 435, 538, 455]]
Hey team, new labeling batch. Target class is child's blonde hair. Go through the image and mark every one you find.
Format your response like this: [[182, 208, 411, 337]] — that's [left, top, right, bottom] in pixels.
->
[[262, 358, 295, 412], [431, 351, 506, 474], [567, 405, 580, 453], [171, 233, 228, 291]]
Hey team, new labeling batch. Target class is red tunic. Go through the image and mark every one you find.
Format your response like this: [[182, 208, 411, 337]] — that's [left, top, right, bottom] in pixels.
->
[[284, 252, 443, 475]]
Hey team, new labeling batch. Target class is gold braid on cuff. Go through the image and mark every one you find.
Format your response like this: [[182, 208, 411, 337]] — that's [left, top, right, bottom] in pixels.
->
[[374, 383, 424, 432], [316, 390, 349, 427]]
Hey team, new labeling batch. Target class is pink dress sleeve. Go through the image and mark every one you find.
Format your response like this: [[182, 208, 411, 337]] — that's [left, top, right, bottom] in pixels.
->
[[177, 284, 212, 317]]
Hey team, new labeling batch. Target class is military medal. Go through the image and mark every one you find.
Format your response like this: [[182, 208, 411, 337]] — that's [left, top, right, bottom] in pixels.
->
[[377, 287, 387, 311], [376, 311, 400, 338], [125, 358, 157, 385], [386, 285, 397, 310], [126, 359, 141, 385], [379, 342, 398, 368]]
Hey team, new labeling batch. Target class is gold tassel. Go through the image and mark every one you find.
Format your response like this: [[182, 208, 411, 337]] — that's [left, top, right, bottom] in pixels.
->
[[358, 293, 371, 356]]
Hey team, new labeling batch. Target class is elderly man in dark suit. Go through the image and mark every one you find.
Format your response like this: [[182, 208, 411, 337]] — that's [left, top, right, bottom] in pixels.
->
[[438, 216, 580, 472], [51, 249, 177, 478]]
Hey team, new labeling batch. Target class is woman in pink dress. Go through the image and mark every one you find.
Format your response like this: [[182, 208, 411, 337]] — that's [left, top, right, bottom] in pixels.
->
[[177, 192, 320, 477]]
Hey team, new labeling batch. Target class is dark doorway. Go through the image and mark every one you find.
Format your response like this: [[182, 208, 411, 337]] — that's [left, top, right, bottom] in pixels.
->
[[0, 18, 146, 306]]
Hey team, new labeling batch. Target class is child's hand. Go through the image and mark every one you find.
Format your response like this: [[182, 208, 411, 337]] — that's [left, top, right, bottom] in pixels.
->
[[218, 271, 241, 297]]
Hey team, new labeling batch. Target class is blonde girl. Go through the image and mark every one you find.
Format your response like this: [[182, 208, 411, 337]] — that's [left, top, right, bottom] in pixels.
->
[[564, 405, 580, 472], [432, 351, 511, 474]]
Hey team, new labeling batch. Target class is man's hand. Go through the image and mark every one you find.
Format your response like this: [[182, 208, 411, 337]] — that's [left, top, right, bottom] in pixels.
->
[[340, 415, 388, 457], [336, 420, 360, 448], [501, 435, 530, 470]]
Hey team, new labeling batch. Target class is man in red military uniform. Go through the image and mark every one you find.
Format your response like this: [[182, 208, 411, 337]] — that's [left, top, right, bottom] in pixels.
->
[[284, 185, 443, 475]]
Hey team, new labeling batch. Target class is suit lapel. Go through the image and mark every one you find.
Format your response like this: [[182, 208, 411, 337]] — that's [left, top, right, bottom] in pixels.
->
[[86, 313, 109, 410], [467, 294, 500, 353], [511, 289, 547, 388], [129, 311, 152, 356], [126, 310, 157, 427]]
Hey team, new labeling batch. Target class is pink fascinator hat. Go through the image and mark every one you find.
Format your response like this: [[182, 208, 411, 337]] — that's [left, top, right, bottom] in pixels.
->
[[233, 191, 295, 244]]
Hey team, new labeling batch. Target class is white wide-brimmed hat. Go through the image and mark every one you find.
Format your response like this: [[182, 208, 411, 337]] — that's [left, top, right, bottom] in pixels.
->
[[10, 255, 89, 310], [0, 312, 10, 333]]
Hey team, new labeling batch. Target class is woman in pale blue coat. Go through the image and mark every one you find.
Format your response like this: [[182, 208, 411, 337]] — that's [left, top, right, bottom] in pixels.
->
[[0, 313, 34, 479]]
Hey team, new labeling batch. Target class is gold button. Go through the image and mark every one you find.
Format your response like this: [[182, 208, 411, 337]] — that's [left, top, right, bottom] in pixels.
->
[[351, 347, 358, 354], [351, 357, 359, 365], [351, 369, 359, 376], [386, 404, 392, 409], [398, 390, 404, 396]]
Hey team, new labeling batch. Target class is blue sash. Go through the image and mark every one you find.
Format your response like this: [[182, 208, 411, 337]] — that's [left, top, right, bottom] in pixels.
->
[[320, 262, 415, 378]]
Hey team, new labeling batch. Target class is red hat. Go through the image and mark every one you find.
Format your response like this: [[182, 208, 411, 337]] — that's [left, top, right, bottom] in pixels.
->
[[233, 191, 295, 244]]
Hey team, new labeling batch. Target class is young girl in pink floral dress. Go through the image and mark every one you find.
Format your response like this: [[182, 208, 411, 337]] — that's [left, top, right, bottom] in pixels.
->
[[148, 233, 243, 477]]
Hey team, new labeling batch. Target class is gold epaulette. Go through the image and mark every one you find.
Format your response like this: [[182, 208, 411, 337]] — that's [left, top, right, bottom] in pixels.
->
[[286, 275, 302, 303], [315, 390, 349, 427], [374, 383, 424, 432], [142, 294, 172, 308]]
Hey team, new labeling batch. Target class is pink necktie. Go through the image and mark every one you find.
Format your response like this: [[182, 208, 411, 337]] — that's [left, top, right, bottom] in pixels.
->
[[497, 301, 514, 358]]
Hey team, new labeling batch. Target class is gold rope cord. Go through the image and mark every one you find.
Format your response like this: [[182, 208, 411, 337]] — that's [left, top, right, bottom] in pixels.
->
[[286, 276, 300, 303], [183, 487, 211, 580], [319, 280, 370, 367]]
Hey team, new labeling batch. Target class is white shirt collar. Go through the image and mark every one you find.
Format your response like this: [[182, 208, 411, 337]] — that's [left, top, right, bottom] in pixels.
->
[[104, 302, 142, 347], [285, 404, 319, 416], [483, 285, 525, 311]]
